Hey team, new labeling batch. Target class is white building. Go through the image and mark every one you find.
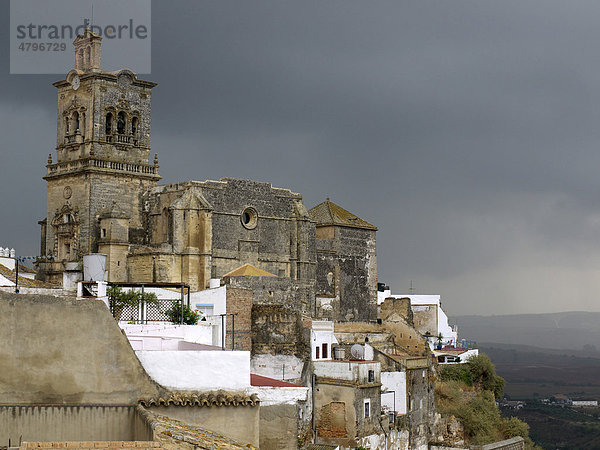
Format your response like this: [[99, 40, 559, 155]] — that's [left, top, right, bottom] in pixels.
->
[[311, 320, 338, 361]]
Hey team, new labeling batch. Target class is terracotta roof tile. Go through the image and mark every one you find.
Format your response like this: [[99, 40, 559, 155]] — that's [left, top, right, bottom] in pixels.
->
[[139, 391, 259, 408], [250, 374, 303, 387]]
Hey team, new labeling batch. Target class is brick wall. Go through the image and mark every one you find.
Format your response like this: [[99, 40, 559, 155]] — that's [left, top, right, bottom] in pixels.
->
[[226, 287, 254, 351]]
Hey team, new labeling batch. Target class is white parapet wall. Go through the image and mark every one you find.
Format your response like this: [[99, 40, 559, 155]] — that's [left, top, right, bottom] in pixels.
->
[[121, 323, 215, 347], [247, 386, 309, 407], [313, 360, 380, 384], [135, 350, 251, 391]]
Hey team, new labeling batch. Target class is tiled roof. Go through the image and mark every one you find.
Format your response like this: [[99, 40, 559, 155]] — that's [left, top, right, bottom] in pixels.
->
[[0, 264, 57, 288], [139, 391, 259, 408], [17, 263, 36, 274], [309, 199, 377, 230], [250, 374, 303, 387], [222, 263, 276, 278]]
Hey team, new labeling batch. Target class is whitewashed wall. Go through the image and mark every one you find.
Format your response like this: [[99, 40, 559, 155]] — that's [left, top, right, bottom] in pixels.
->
[[314, 361, 380, 384], [0, 274, 14, 287], [251, 354, 304, 381], [381, 371, 407, 415], [247, 386, 309, 407], [356, 429, 409, 450], [135, 350, 251, 390], [121, 323, 215, 346], [311, 320, 338, 361]]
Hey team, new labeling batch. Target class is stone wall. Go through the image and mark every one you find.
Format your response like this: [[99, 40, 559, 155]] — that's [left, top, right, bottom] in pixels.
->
[[225, 275, 315, 316], [138, 178, 317, 291], [251, 304, 310, 358], [406, 366, 436, 450], [315, 226, 377, 322], [379, 297, 429, 354]]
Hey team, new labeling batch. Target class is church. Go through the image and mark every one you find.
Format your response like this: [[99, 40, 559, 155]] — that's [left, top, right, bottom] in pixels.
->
[[36, 29, 378, 322]]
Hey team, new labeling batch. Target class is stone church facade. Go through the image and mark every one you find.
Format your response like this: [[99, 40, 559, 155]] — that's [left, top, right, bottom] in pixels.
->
[[37, 29, 377, 321]]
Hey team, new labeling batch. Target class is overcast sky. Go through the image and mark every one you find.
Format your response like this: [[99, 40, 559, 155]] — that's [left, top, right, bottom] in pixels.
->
[[3, 0, 600, 315]]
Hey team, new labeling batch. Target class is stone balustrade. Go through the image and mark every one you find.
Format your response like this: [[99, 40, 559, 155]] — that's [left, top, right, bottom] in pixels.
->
[[46, 157, 159, 177]]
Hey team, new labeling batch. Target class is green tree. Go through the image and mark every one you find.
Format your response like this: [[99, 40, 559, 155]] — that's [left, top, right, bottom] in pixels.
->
[[466, 354, 505, 399]]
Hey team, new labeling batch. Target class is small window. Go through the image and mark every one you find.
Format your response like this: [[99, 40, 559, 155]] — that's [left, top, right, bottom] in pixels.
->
[[315, 346, 320, 359], [240, 207, 258, 230], [105, 113, 113, 134], [322, 343, 328, 359], [368, 370, 374, 383], [102, 228, 107, 238], [364, 399, 370, 418]]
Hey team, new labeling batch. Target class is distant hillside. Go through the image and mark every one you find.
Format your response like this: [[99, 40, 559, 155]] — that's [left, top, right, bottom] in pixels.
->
[[452, 311, 600, 352], [480, 342, 600, 401]]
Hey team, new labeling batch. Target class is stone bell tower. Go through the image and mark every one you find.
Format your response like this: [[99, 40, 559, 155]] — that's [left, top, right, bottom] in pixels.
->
[[37, 28, 160, 285]]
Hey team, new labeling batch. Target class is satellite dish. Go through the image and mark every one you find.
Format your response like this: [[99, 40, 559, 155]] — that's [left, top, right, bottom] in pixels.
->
[[350, 344, 365, 360]]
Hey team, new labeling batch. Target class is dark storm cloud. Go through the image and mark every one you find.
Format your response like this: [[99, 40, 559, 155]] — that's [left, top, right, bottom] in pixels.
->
[[4, 0, 600, 314]]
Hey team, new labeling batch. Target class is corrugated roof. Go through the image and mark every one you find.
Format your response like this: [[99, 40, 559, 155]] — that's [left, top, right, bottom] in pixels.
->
[[250, 374, 303, 387], [309, 199, 377, 231], [222, 264, 276, 278]]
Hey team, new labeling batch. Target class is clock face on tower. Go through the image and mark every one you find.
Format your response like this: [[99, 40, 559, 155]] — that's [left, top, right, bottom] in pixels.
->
[[71, 75, 80, 91]]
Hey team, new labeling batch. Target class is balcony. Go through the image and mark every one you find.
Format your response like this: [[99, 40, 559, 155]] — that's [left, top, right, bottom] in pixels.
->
[[105, 133, 139, 146], [45, 157, 160, 179]]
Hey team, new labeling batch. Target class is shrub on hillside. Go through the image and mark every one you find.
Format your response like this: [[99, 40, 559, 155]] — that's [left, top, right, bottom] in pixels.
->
[[440, 354, 505, 399], [436, 353, 539, 449]]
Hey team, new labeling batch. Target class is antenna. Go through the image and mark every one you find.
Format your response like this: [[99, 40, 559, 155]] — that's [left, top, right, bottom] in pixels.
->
[[409, 280, 415, 293], [91, 4, 94, 28], [350, 344, 365, 360]]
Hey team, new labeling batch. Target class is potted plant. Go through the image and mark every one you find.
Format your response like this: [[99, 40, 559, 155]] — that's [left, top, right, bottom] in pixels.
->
[[165, 300, 200, 325], [436, 332, 444, 350]]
